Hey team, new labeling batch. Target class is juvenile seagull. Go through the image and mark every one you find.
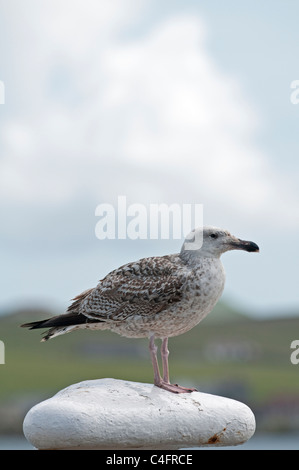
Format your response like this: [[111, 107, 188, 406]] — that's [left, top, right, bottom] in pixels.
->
[[21, 226, 259, 394]]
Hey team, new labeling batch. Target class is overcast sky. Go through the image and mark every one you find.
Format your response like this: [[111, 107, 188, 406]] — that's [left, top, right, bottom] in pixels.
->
[[0, 0, 299, 317]]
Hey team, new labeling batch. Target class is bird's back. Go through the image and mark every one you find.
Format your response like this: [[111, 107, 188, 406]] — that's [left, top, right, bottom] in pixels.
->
[[77, 253, 225, 339]]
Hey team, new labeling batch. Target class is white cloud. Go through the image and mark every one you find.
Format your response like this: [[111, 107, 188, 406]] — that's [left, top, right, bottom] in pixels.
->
[[0, 2, 298, 233], [98, 16, 299, 228]]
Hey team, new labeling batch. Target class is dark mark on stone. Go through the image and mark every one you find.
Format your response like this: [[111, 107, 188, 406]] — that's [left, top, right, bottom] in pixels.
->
[[207, 427, 227, 445]]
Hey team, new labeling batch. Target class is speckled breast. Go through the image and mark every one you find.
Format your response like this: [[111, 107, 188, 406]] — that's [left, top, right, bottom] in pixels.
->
[[111, 258, 226, 339]]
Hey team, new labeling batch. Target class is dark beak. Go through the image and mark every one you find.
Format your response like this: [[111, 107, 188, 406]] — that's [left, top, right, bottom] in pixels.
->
[[231, 238, 260, 253]]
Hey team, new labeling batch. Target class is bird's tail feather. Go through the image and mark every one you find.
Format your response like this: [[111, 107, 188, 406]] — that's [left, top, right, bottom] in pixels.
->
[[21, 312, 104, 341]]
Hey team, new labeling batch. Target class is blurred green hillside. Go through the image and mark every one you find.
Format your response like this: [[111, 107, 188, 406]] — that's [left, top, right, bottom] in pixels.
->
[[1, 302, 299, 434]]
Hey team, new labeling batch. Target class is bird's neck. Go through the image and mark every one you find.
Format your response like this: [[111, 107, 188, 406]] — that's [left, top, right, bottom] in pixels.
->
[[179, 249, 221, 266]]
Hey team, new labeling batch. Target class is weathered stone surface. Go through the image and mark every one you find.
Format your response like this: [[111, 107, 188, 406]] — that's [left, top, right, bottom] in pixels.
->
[[23, 378, 255, 450]]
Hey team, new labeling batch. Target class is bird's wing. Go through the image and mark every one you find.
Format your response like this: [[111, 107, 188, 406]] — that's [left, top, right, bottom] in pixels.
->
[[76, 255, 188, 322], [67, 288, 94, 313]]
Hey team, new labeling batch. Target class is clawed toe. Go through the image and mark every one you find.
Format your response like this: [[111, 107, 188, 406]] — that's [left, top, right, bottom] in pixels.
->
[[155, 380, 197, 394]]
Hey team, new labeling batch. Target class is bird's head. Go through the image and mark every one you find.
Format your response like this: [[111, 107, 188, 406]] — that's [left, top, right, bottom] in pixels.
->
[[180, 226, 259, 260]]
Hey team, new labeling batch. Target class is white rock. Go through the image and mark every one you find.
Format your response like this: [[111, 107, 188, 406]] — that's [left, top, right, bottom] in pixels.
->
[[23, 378, 255, 450]]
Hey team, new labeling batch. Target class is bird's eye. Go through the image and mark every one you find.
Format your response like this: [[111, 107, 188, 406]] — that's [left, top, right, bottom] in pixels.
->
[[210, 233, 218, 239]]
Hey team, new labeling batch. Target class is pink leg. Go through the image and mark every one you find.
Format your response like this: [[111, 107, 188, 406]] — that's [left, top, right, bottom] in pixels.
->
[[149, 336, 197, 394], [161, 337, 170, 383], [149, 334, 162, 386]]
